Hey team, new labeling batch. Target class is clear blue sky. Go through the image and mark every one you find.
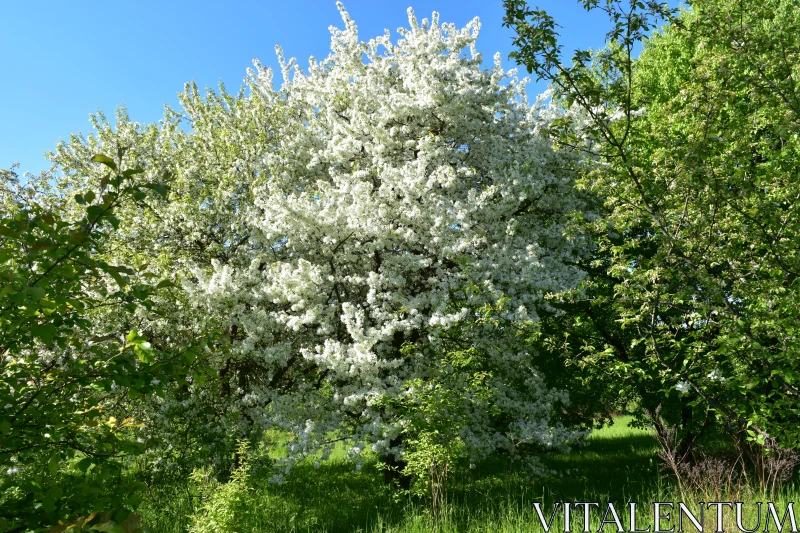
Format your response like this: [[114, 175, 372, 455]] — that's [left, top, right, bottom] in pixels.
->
[[1, 1, 631, 176]]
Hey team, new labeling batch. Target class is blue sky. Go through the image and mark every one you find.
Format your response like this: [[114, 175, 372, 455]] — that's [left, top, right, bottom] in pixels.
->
[[1, 1, 626, 176]]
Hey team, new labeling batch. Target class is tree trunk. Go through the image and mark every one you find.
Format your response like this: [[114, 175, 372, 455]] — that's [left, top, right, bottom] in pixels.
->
[[382, 435, 411, 490]]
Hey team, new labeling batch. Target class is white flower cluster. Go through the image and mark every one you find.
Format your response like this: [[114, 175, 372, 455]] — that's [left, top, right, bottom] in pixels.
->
[[190, 4, 590, 469], [49, 4, 592, 473]]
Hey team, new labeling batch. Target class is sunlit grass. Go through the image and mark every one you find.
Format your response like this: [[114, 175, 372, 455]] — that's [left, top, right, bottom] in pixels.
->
[[138, 417, 799, 533]]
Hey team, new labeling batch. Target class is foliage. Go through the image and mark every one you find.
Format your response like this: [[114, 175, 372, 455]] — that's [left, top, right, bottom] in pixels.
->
[[503, 0, 800, 453], [383, 343, 487, 504], [0, 156, 204, 531], [49, 4, 593, 483], [48, 72, 285, 479], [187, 441, 257, 533]]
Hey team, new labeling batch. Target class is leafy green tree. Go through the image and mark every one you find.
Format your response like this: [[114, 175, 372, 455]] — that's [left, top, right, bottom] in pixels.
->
[[48, 80, 289, 482], [504, 0, 800, 454], [0, 156, 205, 532]]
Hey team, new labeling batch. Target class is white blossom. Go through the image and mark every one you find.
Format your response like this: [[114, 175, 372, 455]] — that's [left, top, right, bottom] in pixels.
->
[[48, 3, 592, 473]]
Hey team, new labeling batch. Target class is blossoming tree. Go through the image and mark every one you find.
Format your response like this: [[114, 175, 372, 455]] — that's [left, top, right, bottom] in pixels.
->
[[51, 4, 591, 481]]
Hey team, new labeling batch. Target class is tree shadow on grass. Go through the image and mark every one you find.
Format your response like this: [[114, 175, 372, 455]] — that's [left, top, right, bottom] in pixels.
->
[[247, 459, 409, 533], [437, 426, 665, 529], [541, 433, 663, 500]]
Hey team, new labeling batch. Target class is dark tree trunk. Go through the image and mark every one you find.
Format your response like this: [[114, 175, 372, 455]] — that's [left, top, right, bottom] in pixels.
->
[[670, 407, 712, 464], [382, 435, 411, 490], [676, 407, 696, 463]]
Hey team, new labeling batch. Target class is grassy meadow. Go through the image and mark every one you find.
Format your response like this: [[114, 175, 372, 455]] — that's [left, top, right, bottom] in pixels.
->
[[135, 416, 800, 532]]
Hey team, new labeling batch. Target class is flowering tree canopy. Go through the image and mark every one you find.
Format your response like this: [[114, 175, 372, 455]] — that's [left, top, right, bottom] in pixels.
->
[[50, 4, 591, 476]]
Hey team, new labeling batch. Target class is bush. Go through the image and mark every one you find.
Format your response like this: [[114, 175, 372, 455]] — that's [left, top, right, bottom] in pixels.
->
[[0, 155, 205, 532]]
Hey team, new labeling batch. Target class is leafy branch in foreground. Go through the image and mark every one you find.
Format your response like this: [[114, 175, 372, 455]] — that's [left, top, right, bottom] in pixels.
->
[[0, 155, 209, 532]]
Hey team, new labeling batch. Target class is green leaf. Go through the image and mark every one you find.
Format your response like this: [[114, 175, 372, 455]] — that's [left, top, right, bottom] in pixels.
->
[[47, 485, 63, 500], [42, 496, 56, 514], [32, 323, 57, 345], [134, 342, 154, 364], [108, 269, 129, 289], [84, 190, 96, 203], [86, 204, 106, 220], [38, 298, 57, 311], [109, 265, 136, 275], [48, 454, 60, 475], [91, 154, 117, 171], [141, 183, 169, 197], [76, 457, 93, 473], [121, 168, 145, 179], [28, 286, 46, 300]]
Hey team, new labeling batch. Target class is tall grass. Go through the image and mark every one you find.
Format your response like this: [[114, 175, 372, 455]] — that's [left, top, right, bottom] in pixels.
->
[[137, 417, 799, 533]]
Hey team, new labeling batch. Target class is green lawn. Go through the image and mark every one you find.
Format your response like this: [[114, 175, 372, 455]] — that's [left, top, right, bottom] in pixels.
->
[[138, 417, 797, 533]]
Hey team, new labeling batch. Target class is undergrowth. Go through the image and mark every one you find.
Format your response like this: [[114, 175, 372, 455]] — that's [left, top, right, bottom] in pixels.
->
[[137, 417, 800, 533]]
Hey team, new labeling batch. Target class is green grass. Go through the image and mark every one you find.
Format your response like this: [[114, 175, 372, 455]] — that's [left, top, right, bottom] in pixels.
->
[[137, 417, 799, 533]]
